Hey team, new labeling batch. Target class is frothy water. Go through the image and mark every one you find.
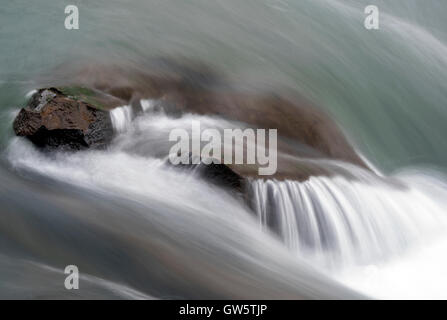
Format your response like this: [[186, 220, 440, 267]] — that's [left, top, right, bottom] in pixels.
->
[[5, 108, 447, 299], [2, 0, 447, 299], [4, 137, 360, 299]]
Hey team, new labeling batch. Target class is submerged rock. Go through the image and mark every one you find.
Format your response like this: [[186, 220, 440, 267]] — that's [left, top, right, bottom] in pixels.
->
[[22, 60, 370, 186], [13, 88, 116, 150], [64, 61, 368, 169]]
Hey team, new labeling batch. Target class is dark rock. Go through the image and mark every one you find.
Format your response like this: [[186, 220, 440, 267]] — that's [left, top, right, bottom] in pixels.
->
[[13, 88, 114, 150], [169, 154, 245, 193], [191, 162, 245, 193]]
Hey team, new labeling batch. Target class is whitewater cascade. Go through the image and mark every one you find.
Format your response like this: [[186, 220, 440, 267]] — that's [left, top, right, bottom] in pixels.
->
[[7, 98, 447, 299], [109, 104, 447, 272], [249, 172, 447, 267], [3, 0, 447, 300]]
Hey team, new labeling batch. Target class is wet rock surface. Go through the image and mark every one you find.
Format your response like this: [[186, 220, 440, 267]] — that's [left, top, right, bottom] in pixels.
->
[[13, 88, 115, 150]]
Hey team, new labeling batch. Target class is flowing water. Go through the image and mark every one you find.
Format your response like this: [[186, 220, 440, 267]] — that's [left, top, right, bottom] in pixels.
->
[[1, 0, 447, 299]]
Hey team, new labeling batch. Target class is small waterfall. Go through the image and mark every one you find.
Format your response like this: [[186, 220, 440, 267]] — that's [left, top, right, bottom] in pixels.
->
[[110, 105, 133, 133], [249, 172, 447, 267], [110, 99, 160, 134]]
